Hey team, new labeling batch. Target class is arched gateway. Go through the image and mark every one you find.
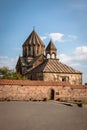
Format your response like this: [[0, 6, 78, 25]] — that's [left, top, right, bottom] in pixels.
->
[[50, 89, 55, 100]]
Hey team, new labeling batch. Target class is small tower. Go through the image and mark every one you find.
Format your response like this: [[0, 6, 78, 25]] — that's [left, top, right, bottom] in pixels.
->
[[46, 40, 57, 59]]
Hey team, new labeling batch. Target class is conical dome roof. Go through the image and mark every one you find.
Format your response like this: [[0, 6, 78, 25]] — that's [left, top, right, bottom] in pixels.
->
[[46, 40, 57, 51], [23, 30, 45, 47]]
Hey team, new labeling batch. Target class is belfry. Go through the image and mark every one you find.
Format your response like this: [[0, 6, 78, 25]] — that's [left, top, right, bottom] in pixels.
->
[[46, 40, 57, 59]]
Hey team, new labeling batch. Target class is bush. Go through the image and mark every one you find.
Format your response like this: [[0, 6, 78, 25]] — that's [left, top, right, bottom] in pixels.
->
[[0, 67, 26, 80]]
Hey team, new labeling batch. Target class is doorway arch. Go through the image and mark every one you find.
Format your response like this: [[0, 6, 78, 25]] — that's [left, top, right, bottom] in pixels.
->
[[50, 89, 55, 100]]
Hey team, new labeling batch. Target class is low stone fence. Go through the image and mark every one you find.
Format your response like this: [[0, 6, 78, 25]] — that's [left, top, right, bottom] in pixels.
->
[[0, 80, 87, 102]]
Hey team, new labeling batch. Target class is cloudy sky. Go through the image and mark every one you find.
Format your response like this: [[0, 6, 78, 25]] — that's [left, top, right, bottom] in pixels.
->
[[0, 0, 87, 84]]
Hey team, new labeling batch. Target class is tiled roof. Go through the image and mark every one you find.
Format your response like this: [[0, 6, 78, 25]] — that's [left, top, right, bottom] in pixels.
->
[[0, 80, 87, 89], [28, 54, 44, 67], [22, 30, 45, 47], [28, 59, 82, 74], [46, 40, 57, 51], [16, 57, 27, 69], [17, 56, 38, 67], [70, 85, 87, 89], [20, 57, 26, 66], [16, 55, 46, 73], [0, 79, 70, 86], [24, 55, 45, 73]]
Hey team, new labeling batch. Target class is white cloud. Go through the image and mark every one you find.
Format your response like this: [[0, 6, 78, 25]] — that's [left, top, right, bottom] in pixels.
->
[[40, 32, 64, 42], [49, 33, 64, 42], [74, 46, 87, 61], [61, 34, 78, 43], [67, 35, 78, 41], [40, 33, 77, 43], [0, 56, 18, 69], [83, 73, 87, 84], [59, 54, 72, 63], [0, 56, 8, 59], [40, 36, 47, 41], [70, 63, 81, 67], [75, 46, 87, 54], [59, 46, 87, 66]]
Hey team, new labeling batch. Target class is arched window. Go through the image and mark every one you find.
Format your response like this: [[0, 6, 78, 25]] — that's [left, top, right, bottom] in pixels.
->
[[31, 46, 33, 56], [26, 46, 28, 56], [46, 53, 50, 59], [28, 46, 31, 56], [51, 53, 56, 59], [37, 45, 39, 55], [25, 47, 27, 57], [33, 46, 35, 56], [23, 47, 25, 57], [33, 45, 36, 56]]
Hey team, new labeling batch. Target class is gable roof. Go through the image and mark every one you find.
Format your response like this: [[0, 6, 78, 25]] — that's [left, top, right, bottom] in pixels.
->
[[28, 54, 46, 67], [16, 55, 46, 74], [22, 30, 45, 47], [28, 59, 82, 74], [16, 56, 26, 67], [46, 40, 57, 51]]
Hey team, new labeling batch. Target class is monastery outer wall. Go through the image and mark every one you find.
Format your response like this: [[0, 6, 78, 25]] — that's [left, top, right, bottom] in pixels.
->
[[0, 80, 87, 101]]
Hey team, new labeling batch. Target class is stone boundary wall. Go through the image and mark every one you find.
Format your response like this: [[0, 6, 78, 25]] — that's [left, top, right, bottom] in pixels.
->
[[0, 80, 87, 101]]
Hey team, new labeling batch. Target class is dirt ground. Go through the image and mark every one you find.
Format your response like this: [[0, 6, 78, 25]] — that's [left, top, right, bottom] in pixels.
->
[[0, 101, 87, 130]]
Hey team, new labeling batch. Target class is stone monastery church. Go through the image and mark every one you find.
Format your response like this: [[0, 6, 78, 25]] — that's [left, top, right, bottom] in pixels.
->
[[16, 30, 82, 85]]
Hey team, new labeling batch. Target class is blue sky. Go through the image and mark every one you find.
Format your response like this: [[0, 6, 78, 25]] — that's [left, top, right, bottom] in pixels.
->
[[0, 0, 87, 84]]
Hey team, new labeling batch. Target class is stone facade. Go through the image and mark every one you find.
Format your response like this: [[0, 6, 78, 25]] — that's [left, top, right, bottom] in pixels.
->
[[29, 72, 82, 85], [43, 73, 82, 84], [16, 30, 82, 85], [0, 80, 87, 102]]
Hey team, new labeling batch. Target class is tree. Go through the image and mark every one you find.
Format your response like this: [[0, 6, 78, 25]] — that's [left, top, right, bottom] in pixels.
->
[[0, 67, 26, 80]]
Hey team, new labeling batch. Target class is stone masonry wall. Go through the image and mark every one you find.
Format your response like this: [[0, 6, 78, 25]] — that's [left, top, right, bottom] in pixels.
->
[[0, 80, 87, 101], [43, 73, 82, 85]]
